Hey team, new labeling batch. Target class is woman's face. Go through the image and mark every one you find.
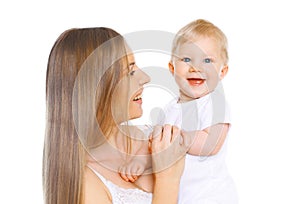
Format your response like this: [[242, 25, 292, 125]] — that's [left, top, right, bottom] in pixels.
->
[[112, 53, 150, 122]]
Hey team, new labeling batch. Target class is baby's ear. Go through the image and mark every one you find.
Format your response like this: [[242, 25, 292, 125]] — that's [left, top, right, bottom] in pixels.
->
[[219, 65, 228, 79], [168, 62, 175, 75]]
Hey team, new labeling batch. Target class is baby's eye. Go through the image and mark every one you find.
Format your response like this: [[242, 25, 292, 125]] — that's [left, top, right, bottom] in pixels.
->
[[181, 57, 191, 62], [203, 58, 212, 63]]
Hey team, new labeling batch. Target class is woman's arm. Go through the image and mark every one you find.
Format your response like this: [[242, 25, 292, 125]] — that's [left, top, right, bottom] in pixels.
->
[[151, 125, 186, 204], [152, 160, 183, 203]]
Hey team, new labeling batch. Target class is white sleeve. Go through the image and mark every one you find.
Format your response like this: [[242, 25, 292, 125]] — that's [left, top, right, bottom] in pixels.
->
[[199, 92, 231, 130]]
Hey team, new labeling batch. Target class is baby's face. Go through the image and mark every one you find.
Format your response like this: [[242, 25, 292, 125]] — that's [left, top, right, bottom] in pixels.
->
[[170, 36, 227, 102]]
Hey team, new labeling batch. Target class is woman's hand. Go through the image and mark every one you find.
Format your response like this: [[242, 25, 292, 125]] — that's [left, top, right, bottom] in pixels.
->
[[150, 124, 188, 204], [150, 124, 188, 178]]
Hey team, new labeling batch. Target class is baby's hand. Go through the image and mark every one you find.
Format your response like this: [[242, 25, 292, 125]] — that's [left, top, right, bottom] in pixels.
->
[[118, 160, 146, 182]]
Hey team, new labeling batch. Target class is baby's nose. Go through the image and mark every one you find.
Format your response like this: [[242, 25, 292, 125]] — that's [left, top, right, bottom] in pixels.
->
[[189, 65, 204, 72]]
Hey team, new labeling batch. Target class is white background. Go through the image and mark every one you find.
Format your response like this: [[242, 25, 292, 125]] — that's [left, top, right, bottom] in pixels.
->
[[1, 0, 300, 203]]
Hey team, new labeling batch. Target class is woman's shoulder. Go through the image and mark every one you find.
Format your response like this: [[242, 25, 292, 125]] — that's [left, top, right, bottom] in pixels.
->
[[84, 166, 112, 204]]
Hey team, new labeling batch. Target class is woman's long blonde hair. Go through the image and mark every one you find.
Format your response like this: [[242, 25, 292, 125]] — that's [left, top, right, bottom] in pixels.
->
[[43, 27, 129, 204]]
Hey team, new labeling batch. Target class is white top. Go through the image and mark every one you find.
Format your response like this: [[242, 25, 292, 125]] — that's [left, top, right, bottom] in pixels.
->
[[88, 166, 152, 204], [158, 89, 238, 204]]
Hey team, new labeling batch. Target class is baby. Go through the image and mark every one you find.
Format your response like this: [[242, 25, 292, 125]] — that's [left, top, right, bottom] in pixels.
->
[[161, 19, 238, 203], [119, 19, 238, 203]]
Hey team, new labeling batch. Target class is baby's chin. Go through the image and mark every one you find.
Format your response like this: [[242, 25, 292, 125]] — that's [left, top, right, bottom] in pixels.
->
[[179, 91, 210, 102]]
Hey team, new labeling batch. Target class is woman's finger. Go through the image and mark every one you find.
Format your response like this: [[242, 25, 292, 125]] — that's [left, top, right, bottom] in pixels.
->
[[170, 126, 180, 142], [148, 136, 152, 153], [162, 124, 172, 142], [151, 125, 188, 173], [152, 125, 163, 141]]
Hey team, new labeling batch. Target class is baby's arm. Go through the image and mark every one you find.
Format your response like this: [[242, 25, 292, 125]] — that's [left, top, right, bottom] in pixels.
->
[[118, 126, 152, 182], [185, 123, 229, 156]]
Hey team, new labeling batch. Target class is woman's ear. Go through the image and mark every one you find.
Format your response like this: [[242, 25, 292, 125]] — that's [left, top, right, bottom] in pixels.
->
[[168, 62, 175, 75], [219, 65, 228, 79]]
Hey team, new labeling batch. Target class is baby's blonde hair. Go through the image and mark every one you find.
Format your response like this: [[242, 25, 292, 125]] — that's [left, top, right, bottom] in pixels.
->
[[171, 19, 228, 64]]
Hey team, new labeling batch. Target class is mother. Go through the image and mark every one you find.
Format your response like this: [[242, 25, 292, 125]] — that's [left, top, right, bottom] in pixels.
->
[[43, 27, 186, 204]]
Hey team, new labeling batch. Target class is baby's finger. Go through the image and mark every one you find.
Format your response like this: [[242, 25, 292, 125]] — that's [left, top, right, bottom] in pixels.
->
[[130, 168, 139, 182], [134, 165, 144, 178], [125, 167, 136, 182], [126, 173, 136, 183], [118, 167, 129, 182]]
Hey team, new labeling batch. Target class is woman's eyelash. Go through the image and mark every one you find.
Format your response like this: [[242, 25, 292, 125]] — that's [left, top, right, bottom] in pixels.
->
[[128, 62, 136, 75]]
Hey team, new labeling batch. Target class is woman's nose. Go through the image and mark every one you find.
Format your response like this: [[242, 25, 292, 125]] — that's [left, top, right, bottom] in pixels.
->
[[139, 69, 151, 85]]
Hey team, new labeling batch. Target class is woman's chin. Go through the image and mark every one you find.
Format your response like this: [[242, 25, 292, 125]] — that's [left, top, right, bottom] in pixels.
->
[[129, 110, 143, 120]]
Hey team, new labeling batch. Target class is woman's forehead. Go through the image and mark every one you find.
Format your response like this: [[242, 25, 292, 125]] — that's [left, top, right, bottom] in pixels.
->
[[127, 53, 135, 61]]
